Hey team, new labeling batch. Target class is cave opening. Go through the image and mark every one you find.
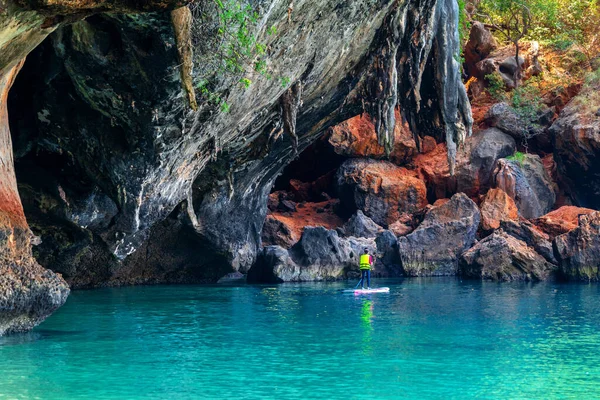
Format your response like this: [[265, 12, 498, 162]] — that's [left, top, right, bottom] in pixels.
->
[[262, 107, 433, 250], [263, 132, 347, 249]]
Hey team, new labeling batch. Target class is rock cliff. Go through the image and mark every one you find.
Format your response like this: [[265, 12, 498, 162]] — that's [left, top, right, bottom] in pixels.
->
[[1, 0, 471, 332]]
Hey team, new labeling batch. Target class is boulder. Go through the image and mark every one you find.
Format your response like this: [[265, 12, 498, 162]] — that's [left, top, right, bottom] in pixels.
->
[[533, 206, 596, 240], [328, 111, 417, 165], [474, 42, 542, 89], [261, 215, 298, 248], [493, 154, 556, 219], [414, 128, 516, 199], [388, 213, 414, 237], [500, 220, 557, 264], [460, 231, 555, 281], [290, 227, 373, 273], [340, 210, 384, 238], [554, 212, 600, 281], [398, 193, 481, 276], [374, 230, 403, 277], [476, 55, 524, 89], [463, 22, 498, 78], [247, 245, 298, 283], [335, 159, 427, 227], [479, 188, 518, 231], [551, 75, 600, 209], [485, 102, 554, 150]]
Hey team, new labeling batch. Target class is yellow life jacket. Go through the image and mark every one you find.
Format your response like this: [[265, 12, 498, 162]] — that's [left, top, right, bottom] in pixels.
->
[[360, 254, 371, 270]]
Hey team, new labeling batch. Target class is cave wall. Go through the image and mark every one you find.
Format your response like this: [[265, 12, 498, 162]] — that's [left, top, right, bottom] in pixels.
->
[[0, 0, 192, 333], [4, 0, 471, 298], [7, 0, 471, 289]]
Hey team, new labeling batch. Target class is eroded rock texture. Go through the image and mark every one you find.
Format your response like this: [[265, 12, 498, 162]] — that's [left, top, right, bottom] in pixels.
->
[[398, 193, 481, 276], [479, 188, 518, 231], [460, 231, 554, 282], [328, 111, 417, 165], [1, 55, 69, 335], [414, 127, 515, 200], [248, 227, 373, 283], [551, 75, 600, 209], [554, 212, 600, 281], [2, 0, 472, 329], [335, 158, 427, 227], [493, 155, 556, 219], [500, 220, 556, 265], [248, 226, 401, 283]]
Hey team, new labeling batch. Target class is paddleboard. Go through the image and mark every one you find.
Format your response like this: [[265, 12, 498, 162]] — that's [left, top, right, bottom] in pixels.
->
[[343, 287, 390, 294]]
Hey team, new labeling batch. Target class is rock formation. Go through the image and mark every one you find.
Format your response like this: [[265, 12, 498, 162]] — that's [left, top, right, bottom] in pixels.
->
[[335, 159, 427, 227], [339, 210, 384, 239], [500, 220, 556, 265], [554, 212, 600, 281], [460, 231, 555, 282], [398, 193, 481, 276], [551, 74, 600, 209], [414, 128, 516, 200], [479, 188, 518, 231], [328, 111, 417, 165], [533, 206, 596, 240], [0, 62, 69, 335], [1, 0, 473, 331], [493, 154, 556, 219], [248, 226, 402, 283], [1, 0, 190, 334]]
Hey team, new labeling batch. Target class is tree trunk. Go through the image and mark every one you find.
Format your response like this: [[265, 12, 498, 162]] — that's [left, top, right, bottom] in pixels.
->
[[514, 40, 520, 88]]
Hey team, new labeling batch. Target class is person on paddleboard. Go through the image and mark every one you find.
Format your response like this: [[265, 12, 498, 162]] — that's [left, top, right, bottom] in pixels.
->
[[359, 248, 374, 289]]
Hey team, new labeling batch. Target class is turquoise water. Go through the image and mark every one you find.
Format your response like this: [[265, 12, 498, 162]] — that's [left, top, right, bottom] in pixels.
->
[[1, 278, 600, 399]]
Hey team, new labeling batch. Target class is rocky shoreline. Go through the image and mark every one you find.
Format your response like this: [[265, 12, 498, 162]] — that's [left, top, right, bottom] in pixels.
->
[[255, 68, 600, 283]]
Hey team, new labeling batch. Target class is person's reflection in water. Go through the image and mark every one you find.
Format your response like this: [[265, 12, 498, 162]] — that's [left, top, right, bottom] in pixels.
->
[[360, 298, 374, 355]]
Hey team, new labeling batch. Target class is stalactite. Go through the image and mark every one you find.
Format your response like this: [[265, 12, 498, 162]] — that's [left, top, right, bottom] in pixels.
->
[[365, 6, 402, 156], [280, 81, 302, 154], [227, 162, 235, 200], [171, 6, 198, 111], [186, 189, 201, 231], [367, 0, 472, 174], [434, 0, 473, 174]]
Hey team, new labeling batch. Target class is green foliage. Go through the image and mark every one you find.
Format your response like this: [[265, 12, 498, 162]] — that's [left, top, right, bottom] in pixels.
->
[[485, 72, 507, 101], [197, 79, 229, 111], [240, 77, 252, 88], [510, 79, 543, 119], [476, 0, 533, 43], [220, 101, 231, 113], [584, 67, 600, 86], [508, 79, 545, 148], [475, 0, 599, 66], [507, 151, 526, 164], [279, 76, 291, 88], [190, 0, 274, 113], [457, 0, 470, 52]]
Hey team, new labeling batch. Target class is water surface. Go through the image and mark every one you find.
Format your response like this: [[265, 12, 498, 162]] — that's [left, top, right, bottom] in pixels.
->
[[1, 278, 600, 399]]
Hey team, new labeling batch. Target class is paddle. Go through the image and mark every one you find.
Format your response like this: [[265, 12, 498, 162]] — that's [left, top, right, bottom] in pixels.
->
[[354, 277, 363, 289]]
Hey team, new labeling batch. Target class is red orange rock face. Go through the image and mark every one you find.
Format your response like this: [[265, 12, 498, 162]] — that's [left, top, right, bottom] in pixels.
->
[[533, 206, 597, 240], [328, 111, 417, 165], [480, 188, 519, 231], [336, 159, 428, 227]]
